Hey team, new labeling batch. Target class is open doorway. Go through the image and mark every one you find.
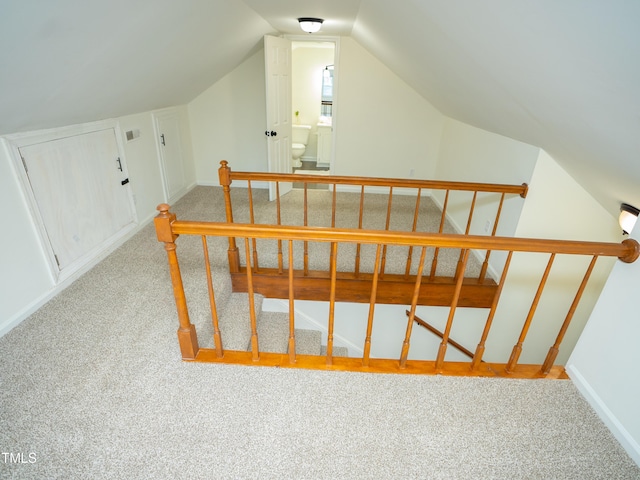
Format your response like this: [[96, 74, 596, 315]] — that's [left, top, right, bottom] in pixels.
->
[[291, 40, 336, 183]]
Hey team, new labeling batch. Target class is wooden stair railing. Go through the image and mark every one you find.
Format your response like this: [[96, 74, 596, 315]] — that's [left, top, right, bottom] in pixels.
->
[[409, 311, 477, 360], [154, 203, 639, 379], [218, 161, 529, 306]]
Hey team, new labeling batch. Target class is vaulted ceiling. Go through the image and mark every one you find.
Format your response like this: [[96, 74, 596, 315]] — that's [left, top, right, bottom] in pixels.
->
[[1, 0, 639, 216]]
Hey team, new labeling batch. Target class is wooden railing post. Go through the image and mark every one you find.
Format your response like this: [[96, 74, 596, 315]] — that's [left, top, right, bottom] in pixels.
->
[[219, 160, 240, 273], [400, 246, 428, 368], [326, 242, 338, 365], [540, 256, 598, 374], [435, 249, 469, 370], [471, 251, 513, 369], [244, 238, 260, 361], [202, 236, 223, 358], [363, 244, 383, 366], [155, 204, 199, 360], [506, 253, 555, 373]]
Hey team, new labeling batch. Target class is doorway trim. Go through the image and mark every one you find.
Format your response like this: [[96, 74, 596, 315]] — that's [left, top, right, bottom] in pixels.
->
[[285, 35, 340, 174]]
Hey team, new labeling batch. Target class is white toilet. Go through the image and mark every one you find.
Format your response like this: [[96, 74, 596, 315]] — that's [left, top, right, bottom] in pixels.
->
[[291, 124, 311, 167]]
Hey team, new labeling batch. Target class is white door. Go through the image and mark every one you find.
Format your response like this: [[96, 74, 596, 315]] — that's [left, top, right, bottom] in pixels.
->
[[19, 128, 135, 273], [264, 35, 292, 201], [155, 111, 187, 203]]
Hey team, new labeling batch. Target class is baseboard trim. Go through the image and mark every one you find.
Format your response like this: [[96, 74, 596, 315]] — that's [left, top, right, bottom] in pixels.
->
[[566, 364, 640, 466], [0, 185, 198, 339]]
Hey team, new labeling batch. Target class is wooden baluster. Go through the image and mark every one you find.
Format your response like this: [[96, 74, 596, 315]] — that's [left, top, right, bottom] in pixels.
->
[[399, 246, 428, 368], [456, 191, 477, 278], [247, 180, 259, 273], [202, 235, 223, 358], [471, 250, 513, 369], [244, 237, 260, 361], [155, 204, 199, 359], [303, 184, 309, 276], [405, 188, 422, 278], [506, 253, 556, 373], [326, 242, 338, 365], [435, 249, 470, 370], [363, 244, 383, 367], [479, 193, 505, 282], [288, 240, 297, 363], [218, 160, 239, 273], [380, 186, 394, 278], [329, 186, 337, 272], [331, 184, 337, 227], [276, 182, 283, 274], [430, 190, 449, 279], [540, 255, 598, 374], [354, 185, 365, 278]]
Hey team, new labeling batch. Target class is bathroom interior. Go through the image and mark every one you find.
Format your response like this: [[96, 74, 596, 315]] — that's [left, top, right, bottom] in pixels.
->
[[291, 40, 335, 184]]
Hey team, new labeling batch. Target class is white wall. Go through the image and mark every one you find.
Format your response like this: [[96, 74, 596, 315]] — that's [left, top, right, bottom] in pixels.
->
[[188, 49, 268, 185], [0, 139, 55, 334], [567, 227, 640, 465], [330, 37, 444, 179], [483, 150, 621, 365], [434, 118, 539, 242]]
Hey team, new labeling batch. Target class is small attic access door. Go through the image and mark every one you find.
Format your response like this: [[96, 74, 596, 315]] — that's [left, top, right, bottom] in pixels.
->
[[264, 35, 293, 201], [18, 128, 135, 279]]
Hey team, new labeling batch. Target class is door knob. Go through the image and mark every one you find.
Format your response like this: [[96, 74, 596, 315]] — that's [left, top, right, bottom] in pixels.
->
[[265, 130, 278, 137], [271, 131, 277, 137]]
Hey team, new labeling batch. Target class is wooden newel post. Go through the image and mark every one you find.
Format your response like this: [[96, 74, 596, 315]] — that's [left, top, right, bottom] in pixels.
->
[[218, 160, 240, 273], [155, 204, 199, 360]]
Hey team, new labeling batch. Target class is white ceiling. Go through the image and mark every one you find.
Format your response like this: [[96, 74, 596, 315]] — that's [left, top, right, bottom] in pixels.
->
[[1, 0, 639, 216]]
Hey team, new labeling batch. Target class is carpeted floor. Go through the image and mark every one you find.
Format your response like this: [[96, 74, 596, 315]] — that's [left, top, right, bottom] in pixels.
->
[[1, 186, 638, 479]]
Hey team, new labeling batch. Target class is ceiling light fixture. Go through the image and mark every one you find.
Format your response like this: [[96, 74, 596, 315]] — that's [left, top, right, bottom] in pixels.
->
[[619, 203, 639, 235], [298, 17, 324, 34]]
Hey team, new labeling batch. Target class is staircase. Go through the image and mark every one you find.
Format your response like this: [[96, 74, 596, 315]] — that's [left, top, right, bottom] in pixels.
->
[[191, 273, 349, 359], [153, 166, 639, 378]]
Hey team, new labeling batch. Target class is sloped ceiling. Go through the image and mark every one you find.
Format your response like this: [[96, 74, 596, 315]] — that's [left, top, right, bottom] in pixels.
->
[[1, 0, 639, 216]]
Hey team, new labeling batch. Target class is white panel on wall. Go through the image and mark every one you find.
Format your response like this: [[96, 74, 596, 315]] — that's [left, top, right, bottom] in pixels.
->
[[19, 128, 135, 275]]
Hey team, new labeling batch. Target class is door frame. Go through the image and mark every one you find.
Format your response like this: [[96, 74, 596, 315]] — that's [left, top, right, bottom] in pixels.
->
[[152, 108, 188, 204], [5, 119, 137, 283], [285, 35, 340, 174]]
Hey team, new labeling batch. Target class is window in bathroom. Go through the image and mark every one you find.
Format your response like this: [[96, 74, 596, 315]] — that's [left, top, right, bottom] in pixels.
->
[[321, 65, 334, 117]]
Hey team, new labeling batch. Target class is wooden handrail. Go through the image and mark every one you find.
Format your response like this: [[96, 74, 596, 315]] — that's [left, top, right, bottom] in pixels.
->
[[409, 311, 477, 360], [219, 160, 529, 197], [155, 202, 639, 379], [163, 216, 640, 263]]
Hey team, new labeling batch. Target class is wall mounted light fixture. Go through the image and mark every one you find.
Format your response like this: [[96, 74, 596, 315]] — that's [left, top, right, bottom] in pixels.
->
[[298, 17, 324, 33], [619, 203, 639, 235]]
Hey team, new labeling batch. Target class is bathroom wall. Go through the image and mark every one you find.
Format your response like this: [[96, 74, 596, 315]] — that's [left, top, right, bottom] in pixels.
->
[[291, 42, 335, 161]]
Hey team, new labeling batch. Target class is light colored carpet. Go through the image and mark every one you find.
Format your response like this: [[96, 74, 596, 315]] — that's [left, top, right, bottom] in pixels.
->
[[1, 186, 638, 479]]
